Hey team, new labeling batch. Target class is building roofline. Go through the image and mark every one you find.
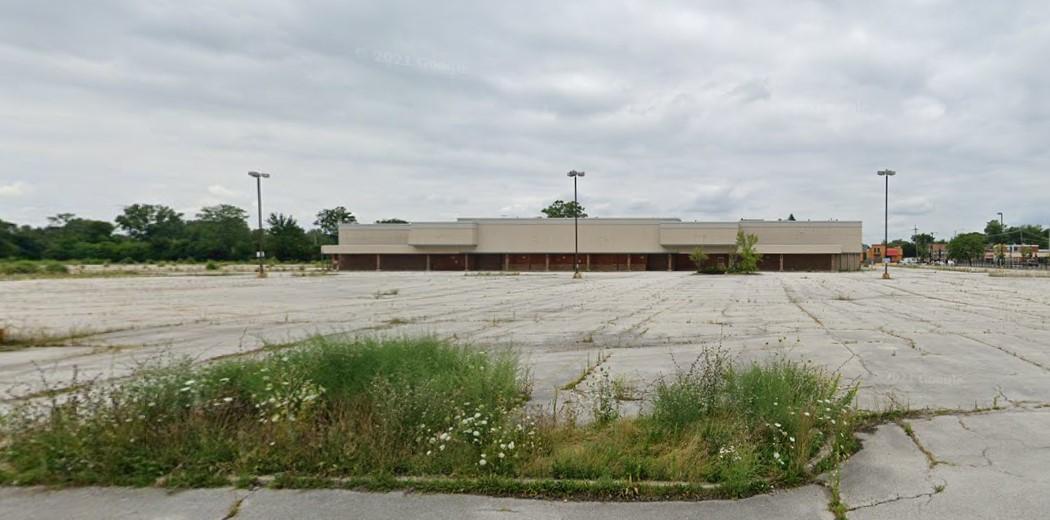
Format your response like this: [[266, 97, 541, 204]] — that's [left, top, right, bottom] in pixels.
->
[[338, 218, 862, 229]]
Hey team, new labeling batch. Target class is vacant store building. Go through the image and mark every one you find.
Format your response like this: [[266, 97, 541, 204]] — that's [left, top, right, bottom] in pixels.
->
[[321, 218, 863, 272]]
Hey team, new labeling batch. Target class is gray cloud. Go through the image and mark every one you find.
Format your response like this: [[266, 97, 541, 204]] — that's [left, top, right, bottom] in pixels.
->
[[1, 1, 1048, 243]]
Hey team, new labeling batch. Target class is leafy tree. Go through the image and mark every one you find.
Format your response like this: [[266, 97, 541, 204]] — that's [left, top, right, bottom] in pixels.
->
[[46, 213, 78, 228], [787, 214, 796, 221], [267, 213, 312, 261], [733, 231, 763, 273], [314, 207, 357, 240], [984, 219, 1005, 245], [375, 218, 408, 224], [993, 243, 1006, 265], [688, 246, 708, 273], [1021, 245, 1035, 262], [947, 233, 986, 265], [0, 219, 18, 258], [541, 200, 587, 218], [42, 216, 116, 260], [911, 233, 935, 260], [115, 204, 185, 241], [186, 205, 253, 260], [1009, 224, 1048, 248]]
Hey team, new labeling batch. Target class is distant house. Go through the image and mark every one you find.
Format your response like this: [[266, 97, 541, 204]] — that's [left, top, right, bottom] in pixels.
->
[[866, 244, 903, 264]]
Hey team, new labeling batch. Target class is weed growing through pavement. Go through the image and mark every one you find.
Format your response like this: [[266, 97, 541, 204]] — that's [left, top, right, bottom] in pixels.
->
[[373, 288, 400, 299], [0, 338, 858, 499]]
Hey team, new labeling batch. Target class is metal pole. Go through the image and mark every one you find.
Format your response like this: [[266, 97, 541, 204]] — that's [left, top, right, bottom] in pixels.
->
[[256, 175, 265, 278], [573, 175, 580, 279], [883, 173, 889, 279]]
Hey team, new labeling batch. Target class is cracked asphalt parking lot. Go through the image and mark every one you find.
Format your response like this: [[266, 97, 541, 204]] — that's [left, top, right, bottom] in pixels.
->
[[2, 268, 1049, 519]]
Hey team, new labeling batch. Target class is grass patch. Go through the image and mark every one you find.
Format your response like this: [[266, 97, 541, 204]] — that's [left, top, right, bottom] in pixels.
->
[[0, 325, 119, 351], [373, 288, 400, 299], [0, 260, 146, 280], [0, 338, 859, 500]]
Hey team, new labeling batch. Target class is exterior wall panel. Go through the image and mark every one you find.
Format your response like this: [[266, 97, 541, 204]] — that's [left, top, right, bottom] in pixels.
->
[[327, 218, 863, 273], [378, 254, 427, 271]]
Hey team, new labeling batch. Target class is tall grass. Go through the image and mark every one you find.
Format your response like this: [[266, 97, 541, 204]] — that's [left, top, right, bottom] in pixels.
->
[[526, 347, 857, 493], [0, 337, 857, 498], [0, 337, 531, 486]]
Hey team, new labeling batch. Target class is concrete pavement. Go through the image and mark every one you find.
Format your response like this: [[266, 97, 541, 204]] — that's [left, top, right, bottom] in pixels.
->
[[2, 269, 1049, 518]]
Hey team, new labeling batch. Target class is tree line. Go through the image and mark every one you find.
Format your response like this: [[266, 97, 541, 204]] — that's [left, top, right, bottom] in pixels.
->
[[0, 204, 404, 263]]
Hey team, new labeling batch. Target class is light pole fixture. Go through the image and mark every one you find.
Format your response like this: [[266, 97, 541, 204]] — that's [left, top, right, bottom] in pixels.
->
[[567, 170, 585, 279], [248, 171, 271, 278], [877, 169, 896, 279], [996, 212, 1004, 267]]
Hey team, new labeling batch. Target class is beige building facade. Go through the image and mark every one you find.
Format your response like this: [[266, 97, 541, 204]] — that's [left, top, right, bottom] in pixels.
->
[[321, 218, 863, 272]]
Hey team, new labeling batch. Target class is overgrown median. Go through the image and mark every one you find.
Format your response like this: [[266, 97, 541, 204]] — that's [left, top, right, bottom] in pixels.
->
[[0, 337, 859, 500]]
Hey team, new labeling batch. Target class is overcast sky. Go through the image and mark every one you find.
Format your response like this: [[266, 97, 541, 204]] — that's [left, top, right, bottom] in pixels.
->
[[1, 1, 1048, 243]]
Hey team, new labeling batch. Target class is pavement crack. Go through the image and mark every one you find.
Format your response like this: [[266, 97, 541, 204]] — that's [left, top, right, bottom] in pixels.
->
[[222, 490, 255, 520], [897, 421, 942, 468], [847, 488, 944, 512]]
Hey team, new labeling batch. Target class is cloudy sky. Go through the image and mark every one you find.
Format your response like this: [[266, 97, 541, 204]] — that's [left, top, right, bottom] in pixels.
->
[[1, 1, 1048, 243]]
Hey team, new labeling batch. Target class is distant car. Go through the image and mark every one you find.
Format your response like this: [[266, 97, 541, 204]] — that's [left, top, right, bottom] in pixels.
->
[[901, 257, 919, 265]]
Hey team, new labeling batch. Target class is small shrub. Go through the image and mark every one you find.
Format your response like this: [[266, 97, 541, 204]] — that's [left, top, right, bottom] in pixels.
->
[[700, 265, 727, 275], [731, 231, 762, 274], [589, 367, 620, 425], [205, 261, 219, 271], [42, 262, 68, 274], [689, 246, 708, 273], [0, 261, 40, 275]]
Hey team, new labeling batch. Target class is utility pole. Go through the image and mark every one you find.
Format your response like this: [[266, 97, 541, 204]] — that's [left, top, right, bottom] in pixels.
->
[[913, 225, 919, 260], [248, 171, 271, 278]]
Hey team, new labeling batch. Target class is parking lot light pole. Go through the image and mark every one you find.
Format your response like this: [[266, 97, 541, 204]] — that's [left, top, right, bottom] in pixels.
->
[[877, 169, 896, 279], [996, 212, 1005, 267], [568, 170, 585, 279], [248, 171, 271, 278]]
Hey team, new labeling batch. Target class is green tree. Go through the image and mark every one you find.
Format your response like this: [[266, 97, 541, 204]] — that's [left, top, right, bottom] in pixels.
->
[[1009, 224, 1048, 248], [314, 207, 357, 241], [947, 233, 986, 265], [0, 219, 18, 258], [911, 233, 935, 261], [375, 218, 408, 224], [733, 230, 763, 273], [186, 205, 253, 260], [984, 220, 1005, 245], [688, 246, 708, 273], [267, 213, 312, 261], [115, 204, 185, 241], [787, 213, 797, 221], [993, 243, 1006, 265], [26, 214, 117, 260], [541, 200, 587, 218]]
